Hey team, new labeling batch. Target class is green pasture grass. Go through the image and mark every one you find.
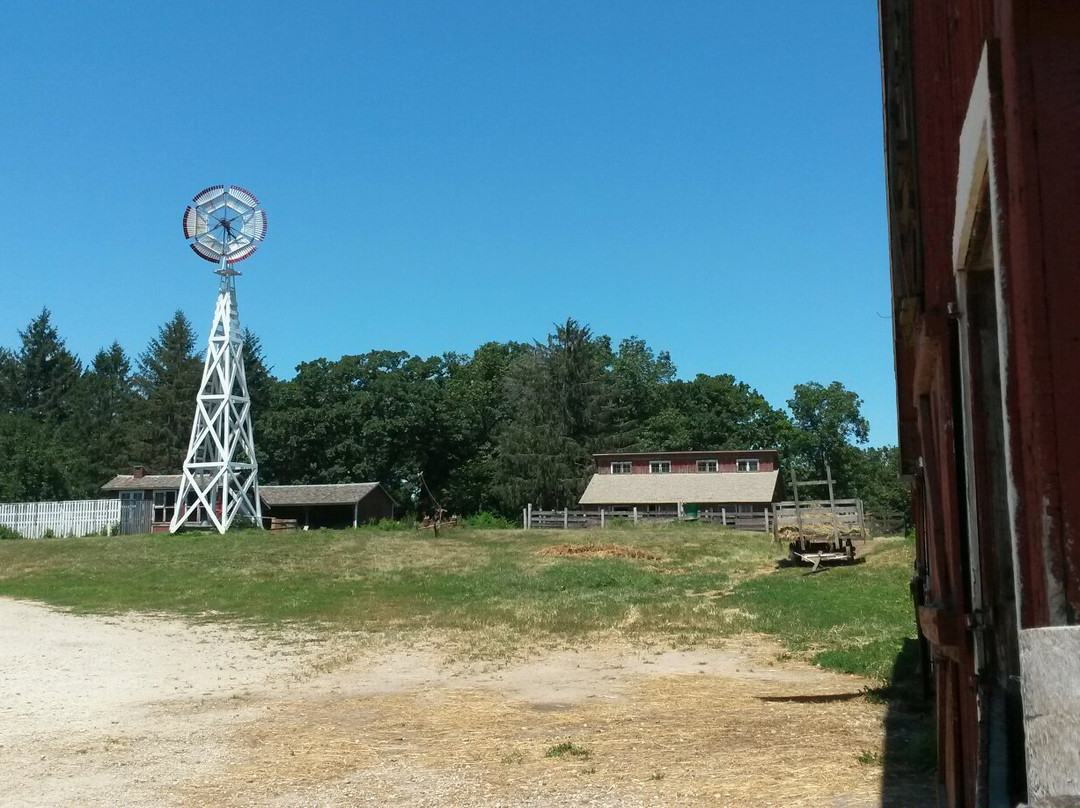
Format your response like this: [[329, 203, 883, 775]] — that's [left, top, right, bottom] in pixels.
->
[[0, 524, 918, 687], [726, 539, 918, 682], [0, 523, 767, 637]]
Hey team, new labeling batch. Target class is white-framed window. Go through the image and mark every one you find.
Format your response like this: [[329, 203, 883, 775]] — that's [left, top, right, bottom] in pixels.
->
[[649, 460, 671, 474], [736, 458, 759, 472], [153, 490, 176, 524], [119, 490, 144, 502], [696, 459, 718, 473], [610, 461, 632, 475]]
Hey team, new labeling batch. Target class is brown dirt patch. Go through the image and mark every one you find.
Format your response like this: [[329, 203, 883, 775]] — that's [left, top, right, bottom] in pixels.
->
[[537, 543, 664, 561]]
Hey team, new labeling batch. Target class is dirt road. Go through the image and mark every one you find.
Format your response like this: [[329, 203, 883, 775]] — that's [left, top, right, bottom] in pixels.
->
[[0, 598, 928, 807]]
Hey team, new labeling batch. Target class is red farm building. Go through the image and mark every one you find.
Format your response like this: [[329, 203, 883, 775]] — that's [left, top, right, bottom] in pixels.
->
[[879, 2, 1080, 805]]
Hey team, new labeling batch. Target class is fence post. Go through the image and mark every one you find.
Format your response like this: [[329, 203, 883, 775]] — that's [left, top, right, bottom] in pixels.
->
[[600, 508, 605, 529], [563, 507, 568, 529], [527, 503, 533, 530], [763, 508, 769, 533], [721, 507, 726, 526], [523, 507, 527, 530], [633, 506, 638, 525]]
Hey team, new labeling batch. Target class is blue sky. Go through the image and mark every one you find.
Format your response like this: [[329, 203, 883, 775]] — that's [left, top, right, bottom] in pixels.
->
[[0, 2, 896, 444]]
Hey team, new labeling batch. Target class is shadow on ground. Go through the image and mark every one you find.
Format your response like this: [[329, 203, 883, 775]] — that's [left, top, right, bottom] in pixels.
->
[[878, 637, 937, 807]]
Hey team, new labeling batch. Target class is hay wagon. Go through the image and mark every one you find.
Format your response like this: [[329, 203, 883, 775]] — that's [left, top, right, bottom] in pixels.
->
[[774, 468, 864, 570]]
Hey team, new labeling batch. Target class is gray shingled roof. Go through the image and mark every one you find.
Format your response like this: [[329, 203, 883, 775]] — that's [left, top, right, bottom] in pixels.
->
[[101, 474, 181, 491], [259, 483, 382, 507], [578, 470, 780, 505]]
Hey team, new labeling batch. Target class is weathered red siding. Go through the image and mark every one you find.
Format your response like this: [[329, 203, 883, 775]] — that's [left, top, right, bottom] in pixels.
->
[[881, 1, 1080, 803], [593, 450, 778, 474]]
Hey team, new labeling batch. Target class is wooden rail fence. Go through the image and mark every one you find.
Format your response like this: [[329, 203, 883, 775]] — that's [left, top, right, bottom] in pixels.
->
[[522, 505, 772, 532], [0, 499, 152, 539]]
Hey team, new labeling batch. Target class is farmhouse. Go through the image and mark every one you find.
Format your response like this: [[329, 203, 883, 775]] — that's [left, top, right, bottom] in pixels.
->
[[101, 468, 396, 531], [579, 450, 781, 516]]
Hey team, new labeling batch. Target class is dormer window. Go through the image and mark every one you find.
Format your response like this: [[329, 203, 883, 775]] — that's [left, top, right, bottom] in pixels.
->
[[649, 460, 671, 474], [611, 461, 632, 474], [736, 458, 759, 472], [696, 459, 718, 473]]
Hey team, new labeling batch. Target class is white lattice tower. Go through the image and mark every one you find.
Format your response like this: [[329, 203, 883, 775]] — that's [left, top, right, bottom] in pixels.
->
[[171, 270, 261, 533], [171, 185, 267, 534]]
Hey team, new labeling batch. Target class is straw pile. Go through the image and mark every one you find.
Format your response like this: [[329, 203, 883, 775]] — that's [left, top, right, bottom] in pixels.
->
[[537, 543, 664, 561]]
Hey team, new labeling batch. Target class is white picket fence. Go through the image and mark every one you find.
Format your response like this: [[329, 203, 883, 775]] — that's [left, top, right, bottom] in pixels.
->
[[0, 499, 126, 539]]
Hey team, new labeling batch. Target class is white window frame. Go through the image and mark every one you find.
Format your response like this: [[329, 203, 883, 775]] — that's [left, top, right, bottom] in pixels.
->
[[696, 459, 719, 473], [736, 458, 759, 473], [119, 490, 144, 502], [610, 461, 632, 475], [153, 490, 177, 524], [649, 460, 671, 474]]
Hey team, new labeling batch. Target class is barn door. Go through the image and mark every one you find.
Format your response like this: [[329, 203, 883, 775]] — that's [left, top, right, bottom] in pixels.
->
[[950, 42, 1025, 806]]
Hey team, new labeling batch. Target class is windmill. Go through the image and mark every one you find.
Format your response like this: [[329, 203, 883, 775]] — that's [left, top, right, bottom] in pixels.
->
[[170, 185, 267, 534]]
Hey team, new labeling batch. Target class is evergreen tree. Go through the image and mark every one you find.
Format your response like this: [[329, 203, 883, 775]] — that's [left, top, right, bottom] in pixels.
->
[[7, 309, 81, 423], [494, 319, 614, 511], [0, 347, 16, 414], [67, 342, 138, 493], [241, 327, 275, 425], [131, 312, 202, 472], [0, 413, 81, 501]]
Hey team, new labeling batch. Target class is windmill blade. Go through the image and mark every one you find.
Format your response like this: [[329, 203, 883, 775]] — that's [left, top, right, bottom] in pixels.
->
[[240, 209, 267, 242], [228, 186, 259, 208], [226, 243, 258, 264], [193, 185, 226, 206], [191, 242, 223, 263], [182, 206, 210, 239]]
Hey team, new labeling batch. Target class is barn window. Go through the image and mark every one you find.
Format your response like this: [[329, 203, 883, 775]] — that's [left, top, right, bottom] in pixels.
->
[[696, 459, 719, 473], [119, 490, 143, 502], [649, 460, 671, 474], [736, 458, 759, 472], [610, 461, 632, 474]]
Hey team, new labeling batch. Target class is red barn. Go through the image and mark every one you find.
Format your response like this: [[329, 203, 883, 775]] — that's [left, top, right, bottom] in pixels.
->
[[879, 2, 1080, 805]]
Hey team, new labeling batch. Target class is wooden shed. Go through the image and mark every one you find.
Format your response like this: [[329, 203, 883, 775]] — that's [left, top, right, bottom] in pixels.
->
[[259, 483, 396, 529], [880, 2, 1080, 804]]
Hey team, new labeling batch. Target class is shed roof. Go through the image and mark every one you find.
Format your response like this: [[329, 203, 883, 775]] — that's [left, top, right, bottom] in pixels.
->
[[578, 470, 780, 505], [259, 483, 387, 507], [101, 476, 395, 507]]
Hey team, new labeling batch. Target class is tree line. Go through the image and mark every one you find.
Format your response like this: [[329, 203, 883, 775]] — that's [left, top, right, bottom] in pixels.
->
[[0, 310, 909, 518]]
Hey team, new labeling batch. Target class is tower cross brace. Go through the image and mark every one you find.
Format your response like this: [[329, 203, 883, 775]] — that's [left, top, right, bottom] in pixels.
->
[[170, 268, 262, 533]]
